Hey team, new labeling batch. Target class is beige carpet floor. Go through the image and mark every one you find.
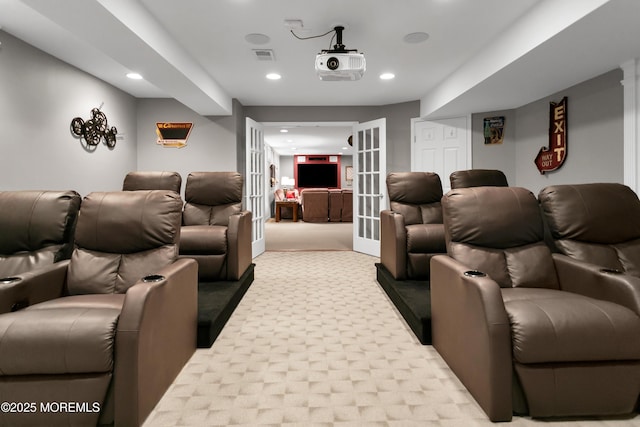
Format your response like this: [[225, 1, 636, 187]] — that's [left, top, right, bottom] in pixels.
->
[[265, 220, 353, 251], [143, 251, 640, 427]]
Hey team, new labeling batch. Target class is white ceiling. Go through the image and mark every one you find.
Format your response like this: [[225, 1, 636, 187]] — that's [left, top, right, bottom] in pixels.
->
[[2, 0, 640, 155]]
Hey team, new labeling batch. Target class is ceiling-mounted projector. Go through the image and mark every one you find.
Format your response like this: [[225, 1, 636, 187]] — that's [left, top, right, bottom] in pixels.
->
[[315, 26, 365, 81]]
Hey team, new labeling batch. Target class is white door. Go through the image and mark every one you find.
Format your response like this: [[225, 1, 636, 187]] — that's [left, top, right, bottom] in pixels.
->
[[353, 118, 386, 257], [412, 116, 470, 193], [246, 118, 265, 258]]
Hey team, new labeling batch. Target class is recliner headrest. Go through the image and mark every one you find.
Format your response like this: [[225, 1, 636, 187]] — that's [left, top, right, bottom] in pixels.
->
[[75, 190, 182, 254], [0, 190, 81, 255], [185, 172, 243, 206], [443, 187, 542, 249], [539, 183, 640, 244], [122, 171, 182, 193], [449, 169, 508, 189], [387, 172, 442, 205]]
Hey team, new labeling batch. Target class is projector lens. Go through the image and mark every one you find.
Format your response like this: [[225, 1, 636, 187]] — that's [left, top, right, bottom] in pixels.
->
[[327, 57, 340, 70]]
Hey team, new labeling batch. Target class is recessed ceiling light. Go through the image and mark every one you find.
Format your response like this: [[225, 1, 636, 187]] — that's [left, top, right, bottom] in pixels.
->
[[266, 73, 281, 80], [403, 32, 430, 44], [291, 147, 297, 150], [342, 146, 348, 150], [245, 33, 270, 45], [380, 73, 395, 80], [280, 129, 288, 133], [126, 72, 143, 80]]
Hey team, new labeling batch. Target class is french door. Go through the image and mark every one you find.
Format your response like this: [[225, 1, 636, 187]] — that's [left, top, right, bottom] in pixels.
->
[[352, 118, 387, 257], [245, 118, 266, 258]]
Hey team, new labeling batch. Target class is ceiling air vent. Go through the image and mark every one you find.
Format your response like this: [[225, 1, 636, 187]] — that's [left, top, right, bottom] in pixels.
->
[[252, 49, 275, 61]]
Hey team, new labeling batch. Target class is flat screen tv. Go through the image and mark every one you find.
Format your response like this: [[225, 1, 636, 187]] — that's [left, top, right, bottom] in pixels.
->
[[297, 163, 338, 188]]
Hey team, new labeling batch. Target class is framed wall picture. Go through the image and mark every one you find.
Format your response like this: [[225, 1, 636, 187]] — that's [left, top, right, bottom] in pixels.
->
[[483, 116, 505, 145], [345, 166, 353, 183]]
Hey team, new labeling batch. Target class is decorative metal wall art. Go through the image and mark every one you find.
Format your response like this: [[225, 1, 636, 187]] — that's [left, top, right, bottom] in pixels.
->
[[70, 107, 118, 148]]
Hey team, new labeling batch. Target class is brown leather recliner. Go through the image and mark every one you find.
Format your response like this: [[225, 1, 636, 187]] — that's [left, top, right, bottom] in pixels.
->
[[539, 183, 640, 276], [328, 189, 343, 222], [0, 190, 81, 281], [301, 188, 329, 222], [449, 168, 508, 189], [0, 190, 198, 426], [431, 186, 640, 421], [180, 172, 252, 281], [122, 170, 182, 193], [341, 189, 353, 222], [380, 172, 446, 280]]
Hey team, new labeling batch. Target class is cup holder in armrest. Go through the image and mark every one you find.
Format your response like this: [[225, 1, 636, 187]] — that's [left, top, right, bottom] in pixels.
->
[[600, 268, 623, 275], [142, 275, 165, 283], [0, 277, 21, 284], [464, 270, 487, 278]]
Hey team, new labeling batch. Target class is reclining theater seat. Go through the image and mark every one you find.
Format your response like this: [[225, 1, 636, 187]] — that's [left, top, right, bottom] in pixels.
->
[[180, 172, 252, 281], [328, 189, 342, 222], [0, 190, 81, 281], [449, 168, 508, 189], [430, 186, 640, 421], [539, 183, 640, 276], [122, 170, 182, 193], [0, 190, 198, 426], [380, 172, 446, 280], [341, 189, 353, 222], [301, 188, 329, 222]]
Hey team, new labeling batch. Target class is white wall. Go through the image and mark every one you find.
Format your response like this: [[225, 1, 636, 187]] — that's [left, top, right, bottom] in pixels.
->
[[471, 109, 517, 185], [136, 98, 238, 195], [0, 31, 137, 196]]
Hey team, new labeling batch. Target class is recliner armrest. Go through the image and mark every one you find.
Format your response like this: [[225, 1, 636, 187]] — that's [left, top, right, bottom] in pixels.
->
[[227, 210, 253, 280], [553, 253, 640, 315], [380, 210, 407, 280], [115, 257, 198, 427], [430, 255, 512, 422], [0, 261, 68, 314]]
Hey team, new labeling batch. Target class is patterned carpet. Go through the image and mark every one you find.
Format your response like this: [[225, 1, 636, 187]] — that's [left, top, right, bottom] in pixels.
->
[[143, 251, 640, 427]]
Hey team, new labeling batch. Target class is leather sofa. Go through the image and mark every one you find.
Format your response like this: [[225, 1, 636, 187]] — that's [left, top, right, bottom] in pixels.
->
[[449, 168, 508, 189], [539, 183, 640, 276], [380, 172, 446, 280], [122, 170, 182, 193], [179, 172, 252, 282], [301, 188, 329, 222], [0, 190, 81, 283], [431, 186, 640, 421], [300, 188, 352, 222], [0, 190, 198, 426]]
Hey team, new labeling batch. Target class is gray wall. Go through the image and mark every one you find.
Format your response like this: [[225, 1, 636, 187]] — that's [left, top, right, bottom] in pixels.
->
[[514, 69, 623, 195], [472, 69, 623, 195], [0, 31, 137, 196], [471, 109, 517, 185], [136, 98, 238, 195]]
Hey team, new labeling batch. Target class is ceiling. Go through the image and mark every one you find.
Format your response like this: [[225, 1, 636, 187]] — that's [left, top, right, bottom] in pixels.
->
[[2, 0, 640, 155]]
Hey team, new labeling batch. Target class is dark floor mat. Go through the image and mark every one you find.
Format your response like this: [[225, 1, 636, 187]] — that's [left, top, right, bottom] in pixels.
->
[[197, 263, 255, 348], [375, 263, 431, 344]]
